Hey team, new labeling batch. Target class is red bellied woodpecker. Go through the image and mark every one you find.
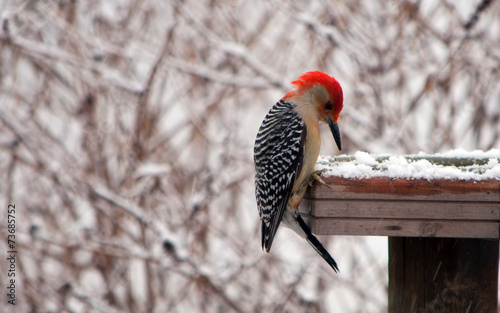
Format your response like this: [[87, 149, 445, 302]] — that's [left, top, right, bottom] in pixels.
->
[[254, 71, 343, 272]]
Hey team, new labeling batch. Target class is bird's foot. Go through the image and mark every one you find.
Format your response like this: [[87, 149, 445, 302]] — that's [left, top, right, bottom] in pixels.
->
[[309, 170, 331, 189]]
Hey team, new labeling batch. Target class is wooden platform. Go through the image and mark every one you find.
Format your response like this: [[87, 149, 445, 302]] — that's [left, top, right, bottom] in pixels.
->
[[299, 176, 500, 238], [298, 154, 500, 312]]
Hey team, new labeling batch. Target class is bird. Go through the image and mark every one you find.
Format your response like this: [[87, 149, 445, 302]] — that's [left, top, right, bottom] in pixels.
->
[[254, 71, 343, 272]]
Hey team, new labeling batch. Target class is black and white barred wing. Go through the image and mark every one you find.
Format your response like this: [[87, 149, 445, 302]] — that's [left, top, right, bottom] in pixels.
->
[[254, 100, 306, 252]]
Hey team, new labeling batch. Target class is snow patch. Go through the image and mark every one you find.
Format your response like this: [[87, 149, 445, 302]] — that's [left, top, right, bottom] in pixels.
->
[[134, 163, 171, 178], [354, 151, 378, 166], [317, 149, 500, 181]]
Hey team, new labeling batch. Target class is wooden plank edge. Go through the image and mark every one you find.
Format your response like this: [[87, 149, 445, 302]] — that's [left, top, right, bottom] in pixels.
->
[[299, 199, 500, 220], [301, 215, 500, 239], [306, 177, 500, 202]]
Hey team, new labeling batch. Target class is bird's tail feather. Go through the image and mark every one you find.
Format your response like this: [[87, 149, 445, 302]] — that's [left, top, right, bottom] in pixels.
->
[[296, 215, 339, 273]]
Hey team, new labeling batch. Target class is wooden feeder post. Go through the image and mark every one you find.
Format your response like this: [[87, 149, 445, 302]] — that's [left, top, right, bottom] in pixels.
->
[[298, 156, 500, 312]]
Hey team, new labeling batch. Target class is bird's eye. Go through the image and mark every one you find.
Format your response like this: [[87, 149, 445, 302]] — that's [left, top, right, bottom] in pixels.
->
[[325, 101, 333, 110]]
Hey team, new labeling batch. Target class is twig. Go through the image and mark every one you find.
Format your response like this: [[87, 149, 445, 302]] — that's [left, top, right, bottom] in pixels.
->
[[90, 183, 170, 240], [464, 0, 494, 31]]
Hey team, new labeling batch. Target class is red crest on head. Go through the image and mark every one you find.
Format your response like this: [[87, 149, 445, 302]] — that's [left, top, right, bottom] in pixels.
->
[[285, 71, 343, 120]]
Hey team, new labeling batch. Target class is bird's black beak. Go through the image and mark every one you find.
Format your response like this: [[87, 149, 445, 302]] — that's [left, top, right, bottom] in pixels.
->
[[328, 118, 341, 151]]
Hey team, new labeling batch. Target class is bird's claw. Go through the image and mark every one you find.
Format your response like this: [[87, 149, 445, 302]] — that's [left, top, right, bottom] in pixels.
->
[[309, 170, 331, 189]]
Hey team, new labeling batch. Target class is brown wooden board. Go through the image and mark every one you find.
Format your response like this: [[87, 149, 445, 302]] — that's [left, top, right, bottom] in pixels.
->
[[301, 199, 499, 220], [299, 177, 500, 238], [301, 215, 499, 238], [305, 177, 500, 202]]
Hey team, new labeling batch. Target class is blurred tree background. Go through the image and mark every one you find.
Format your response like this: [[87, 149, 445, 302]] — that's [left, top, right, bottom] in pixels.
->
[[0, 0, 498, 312]]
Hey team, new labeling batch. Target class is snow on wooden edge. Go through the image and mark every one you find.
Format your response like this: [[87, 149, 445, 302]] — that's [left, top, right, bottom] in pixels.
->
[[317, 149, 500, 181]]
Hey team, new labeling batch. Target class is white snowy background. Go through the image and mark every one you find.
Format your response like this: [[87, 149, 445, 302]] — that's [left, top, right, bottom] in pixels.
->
[[0, 0, 499, 312]]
